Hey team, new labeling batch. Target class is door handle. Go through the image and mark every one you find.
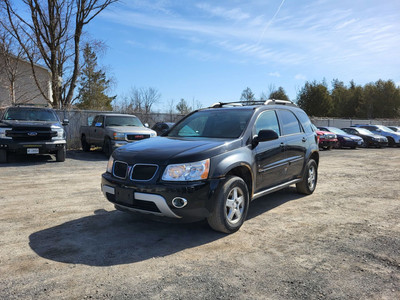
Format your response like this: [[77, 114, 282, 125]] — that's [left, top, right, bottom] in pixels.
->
[[302, 137, 307, 142], [280, 142, 285, 151]]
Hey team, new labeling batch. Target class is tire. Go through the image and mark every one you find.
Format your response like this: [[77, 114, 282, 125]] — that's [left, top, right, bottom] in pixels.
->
[[0, 149, 7, 163], [81, 135, 90, 152], [56, 145, 66, 162], [334, 141, 341, 149], [387, 137, 395, 147], [103, 138, 113, 157], [296, 159, 318, 195], [207, 176, 250, 234]]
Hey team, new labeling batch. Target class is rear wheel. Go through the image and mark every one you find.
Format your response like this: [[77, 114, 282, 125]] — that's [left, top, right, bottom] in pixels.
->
[[56, 145, 66, 162], [0, 149, 7, 163], [296, 159, 318, 195], [207, 176, 250, 234], [387, 137, 395, 147]]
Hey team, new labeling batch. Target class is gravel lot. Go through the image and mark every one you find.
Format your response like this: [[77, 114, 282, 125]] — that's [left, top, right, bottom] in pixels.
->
[[0, 148, 399, 299]]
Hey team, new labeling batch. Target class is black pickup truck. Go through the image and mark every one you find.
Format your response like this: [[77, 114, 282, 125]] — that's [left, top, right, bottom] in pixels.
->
[[0, 105, 68, 163], [101, 100, 319, 233]]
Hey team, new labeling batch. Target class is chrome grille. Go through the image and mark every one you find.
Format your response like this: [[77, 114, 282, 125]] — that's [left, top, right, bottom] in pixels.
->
[[113, 161, 128, 179], [130, 164, 158, 181]]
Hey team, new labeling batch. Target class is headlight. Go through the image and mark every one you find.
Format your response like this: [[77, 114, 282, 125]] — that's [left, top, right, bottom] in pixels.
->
[[162, 159, 210, 181], [113, 132, 125, 140], [372, 137, 378, 141], [320, 134, 326, 139], [0, 127, 12, 139], [106, 156, 114, 173], [150, 132, 157, 137], [51, 126, 65, 140]]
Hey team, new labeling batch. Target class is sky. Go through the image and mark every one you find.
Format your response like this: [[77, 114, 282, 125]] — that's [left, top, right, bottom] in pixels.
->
[[85, 0, 400, 111]]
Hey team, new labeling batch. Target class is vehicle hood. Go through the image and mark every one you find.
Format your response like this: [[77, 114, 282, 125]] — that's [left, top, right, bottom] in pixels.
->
[[340, 133, 363, 140], [113, 136, 239, 165], [107, 126, 155, 135], [0, 120, 62, 128]]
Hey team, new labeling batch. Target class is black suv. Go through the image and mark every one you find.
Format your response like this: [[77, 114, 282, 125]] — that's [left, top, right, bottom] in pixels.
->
[[101, 100, 319, 233], [0, 105, 68, 163]]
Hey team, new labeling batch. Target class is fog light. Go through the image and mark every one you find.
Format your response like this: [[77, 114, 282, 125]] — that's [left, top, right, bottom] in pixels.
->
[[172, 197, 188, 208]]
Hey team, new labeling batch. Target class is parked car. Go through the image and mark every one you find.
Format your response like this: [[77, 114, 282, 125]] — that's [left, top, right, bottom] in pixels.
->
[[80, 113, 157, 156], [388, 126, 400, 132], [351, 124, 400, 147], [317, 126, 364, 149], [0, 105, 68, 163], [152, 122, 175, 136], [312, 124, 337, 150], [101, 100, 319, 233], [341, 127, 388, 148]]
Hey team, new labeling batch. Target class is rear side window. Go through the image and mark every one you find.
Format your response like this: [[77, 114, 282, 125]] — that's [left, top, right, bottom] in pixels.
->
[[295, 110, 313, 134], [254, 110, 280, 136], [277, 110, 302, 136]]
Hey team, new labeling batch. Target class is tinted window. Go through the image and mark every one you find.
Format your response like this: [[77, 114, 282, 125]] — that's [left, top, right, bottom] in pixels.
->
[[277, 110, 302, 135], [295, 110, 313, 133], [254, 110, 280, 136], [167, 109, 253, 138]]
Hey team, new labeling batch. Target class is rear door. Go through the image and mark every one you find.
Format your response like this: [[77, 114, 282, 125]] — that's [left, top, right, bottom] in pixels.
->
[[253, 110, 287, 191], [276, 109, 306, 181]]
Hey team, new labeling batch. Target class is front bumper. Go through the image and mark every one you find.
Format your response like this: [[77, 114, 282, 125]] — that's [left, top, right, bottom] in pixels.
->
[[0, 139, 66, 154], [101, 172, 222, 220], [340, 138, 363, 148]]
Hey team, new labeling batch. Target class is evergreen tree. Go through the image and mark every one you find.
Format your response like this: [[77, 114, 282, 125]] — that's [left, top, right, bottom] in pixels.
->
[[176, 99, 192, 114], [76, 43, 115, 110], [269, 86, 289, 101], [297, 80, 332, 117], [240, 87, 256, 104]]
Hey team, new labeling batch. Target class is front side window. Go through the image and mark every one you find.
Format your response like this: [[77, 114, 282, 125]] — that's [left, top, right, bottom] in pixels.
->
[[167, 109, 253, 138], [254, 110, 280, 136], [277, 110, 302, 136]]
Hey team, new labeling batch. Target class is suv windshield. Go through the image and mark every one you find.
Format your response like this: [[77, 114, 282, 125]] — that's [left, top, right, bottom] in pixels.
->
[[105, 116, 143, 127], [376, 125, 395, 133], [4, 108, 58, 122], [167, 109, 253, 138]]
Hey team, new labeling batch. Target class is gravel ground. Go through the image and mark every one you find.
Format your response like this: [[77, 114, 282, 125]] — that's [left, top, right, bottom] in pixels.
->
[[0, 148, 399, 300]]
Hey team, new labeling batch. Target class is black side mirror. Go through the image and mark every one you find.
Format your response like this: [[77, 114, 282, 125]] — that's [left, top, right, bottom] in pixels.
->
[[62, 119, 69, 126], [252, 129, 279, 147]]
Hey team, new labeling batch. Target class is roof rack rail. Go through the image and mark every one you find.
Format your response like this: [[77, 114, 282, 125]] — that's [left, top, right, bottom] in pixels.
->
[[13, 103, 50, 108], [264, 99, 297, 106], [209, 102, 243, 108]]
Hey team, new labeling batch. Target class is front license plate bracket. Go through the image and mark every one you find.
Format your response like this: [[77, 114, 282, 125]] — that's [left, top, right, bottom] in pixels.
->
[[115, 187, 134, 205]]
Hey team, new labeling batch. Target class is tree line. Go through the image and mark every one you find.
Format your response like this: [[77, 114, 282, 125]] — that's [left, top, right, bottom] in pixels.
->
[[240, 79, 400, 119]]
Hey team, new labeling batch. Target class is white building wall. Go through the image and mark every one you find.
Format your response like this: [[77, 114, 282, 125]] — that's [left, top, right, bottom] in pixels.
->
[[0, 56, 51, 108]]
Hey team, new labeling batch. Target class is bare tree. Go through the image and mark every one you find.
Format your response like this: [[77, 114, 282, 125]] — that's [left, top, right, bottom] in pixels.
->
[[142, 87, 161, 114], [0, 0, 118, 109]]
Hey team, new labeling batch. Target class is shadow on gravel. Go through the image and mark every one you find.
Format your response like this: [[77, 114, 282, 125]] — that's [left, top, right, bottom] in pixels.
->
[[29, 188, 303, 266], [1, 153, 55, 166], [67, 149, 108, 162]]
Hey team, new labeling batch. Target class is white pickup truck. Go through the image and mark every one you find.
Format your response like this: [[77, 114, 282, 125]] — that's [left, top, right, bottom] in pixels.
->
[[79, 113, 157, 156]]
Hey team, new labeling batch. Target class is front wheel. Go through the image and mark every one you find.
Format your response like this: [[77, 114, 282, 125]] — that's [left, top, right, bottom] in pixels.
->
[[207, 176, 250, 234], [56, 145, 66, 162], [81, 135, 90, 152], [0, 149, 7, 163], [103, 138, 113, 157], [296, 159, 318, 195]]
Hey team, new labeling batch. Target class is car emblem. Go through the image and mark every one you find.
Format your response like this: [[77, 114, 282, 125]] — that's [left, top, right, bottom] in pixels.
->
[[27, 132, 38, 136]]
